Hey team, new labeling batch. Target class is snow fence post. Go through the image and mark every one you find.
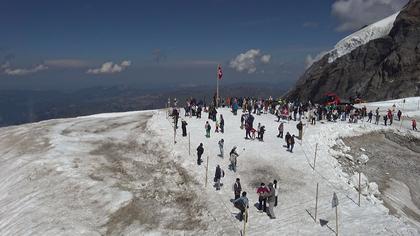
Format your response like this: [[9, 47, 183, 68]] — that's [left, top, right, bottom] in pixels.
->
[[332, 192, 339, 236], [358, 172, 361, 207], [313, 143, 318, 171], [188, 132, 191, 156], [314, 183, 319, 222], [243, 207, 248, 236], [205, 155, 209, 187]]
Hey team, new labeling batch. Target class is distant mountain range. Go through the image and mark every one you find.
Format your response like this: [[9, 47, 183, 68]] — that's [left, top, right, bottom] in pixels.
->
[[0, 83, 287, 127], [286, 0, 420, 102]]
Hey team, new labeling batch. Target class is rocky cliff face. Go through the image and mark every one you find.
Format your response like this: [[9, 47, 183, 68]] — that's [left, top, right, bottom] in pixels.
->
[[286, 0, 420, 102]]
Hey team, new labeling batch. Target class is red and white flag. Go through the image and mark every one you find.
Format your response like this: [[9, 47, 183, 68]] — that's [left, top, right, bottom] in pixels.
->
[[217, 64, 223, 80]]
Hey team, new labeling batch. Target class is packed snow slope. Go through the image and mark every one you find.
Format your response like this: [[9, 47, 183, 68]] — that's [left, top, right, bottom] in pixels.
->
[[1, 98, 420, 235], [286, 0, 420, 102]]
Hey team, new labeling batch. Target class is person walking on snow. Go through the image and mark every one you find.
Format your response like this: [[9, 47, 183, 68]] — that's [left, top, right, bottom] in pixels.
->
[[196, 143, 204, 165], [214, 165, 224, 190], [367, 111, 373, 123], [397, 110, 402, 121], [233, 178, 242, 200], [257, 183, 269, 212], [277, 122, 284, 138], [181, 119, 188, 137], [233, 191, 249, 222], [229, 146, 239, 172], [205, 121, 211, 138], [218, 139, 224, 157], [413, 119, 417, 131], [267, 182, 276, 219]]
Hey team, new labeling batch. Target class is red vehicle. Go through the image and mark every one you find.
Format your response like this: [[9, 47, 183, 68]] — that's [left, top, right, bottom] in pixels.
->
[[322, 93, 341, 106]]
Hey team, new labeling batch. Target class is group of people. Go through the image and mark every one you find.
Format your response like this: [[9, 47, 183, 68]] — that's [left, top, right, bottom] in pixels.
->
[[171, 94, 419, 223]]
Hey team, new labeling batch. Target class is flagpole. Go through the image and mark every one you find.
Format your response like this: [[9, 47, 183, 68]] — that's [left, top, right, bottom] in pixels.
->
[[216, 64, 219, 107]]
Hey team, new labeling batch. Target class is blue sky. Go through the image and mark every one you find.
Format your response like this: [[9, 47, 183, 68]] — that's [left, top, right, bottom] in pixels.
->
[[0, 0, 407, 90]]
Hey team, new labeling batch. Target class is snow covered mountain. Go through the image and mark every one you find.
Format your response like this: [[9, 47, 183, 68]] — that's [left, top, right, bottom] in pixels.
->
[[1, 97, 419, 235], [286, 0, 420, 102], [328, 12, 399, 63]]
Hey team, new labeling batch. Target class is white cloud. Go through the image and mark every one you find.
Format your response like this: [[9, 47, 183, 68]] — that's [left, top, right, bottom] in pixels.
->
[[86, 60, 131, 74], [4, 64, 48, 76], [261, 54, 271, 64], [332, 0, 408, 32], [229, 49, 272, 74], [305, 51, 329, 69]]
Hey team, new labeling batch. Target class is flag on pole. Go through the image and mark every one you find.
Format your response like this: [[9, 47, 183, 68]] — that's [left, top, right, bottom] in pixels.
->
[[217, 64, 223, 80]]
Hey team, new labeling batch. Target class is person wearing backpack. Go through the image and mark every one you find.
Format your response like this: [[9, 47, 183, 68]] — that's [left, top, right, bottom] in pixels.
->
[[267, 182, 276, 219], [233, 192, 249, 222], [277, 122, 284, 138], [289, 135, 295, 153], [214, 165, 224, 190], [296, 121, 303, 140], [181, 119, 188, 137]]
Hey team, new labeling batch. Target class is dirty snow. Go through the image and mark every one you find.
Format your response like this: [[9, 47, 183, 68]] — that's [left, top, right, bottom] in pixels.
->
[[0, 97, 419, 235]]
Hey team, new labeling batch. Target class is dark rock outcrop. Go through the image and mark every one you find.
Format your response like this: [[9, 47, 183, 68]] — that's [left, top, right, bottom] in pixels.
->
[[285, 0, 420, 102]]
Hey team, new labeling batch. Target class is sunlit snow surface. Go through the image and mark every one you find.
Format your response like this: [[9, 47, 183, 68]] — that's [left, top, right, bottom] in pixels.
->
[[0, 97, 419, 235], [328, 12, 399, 63]]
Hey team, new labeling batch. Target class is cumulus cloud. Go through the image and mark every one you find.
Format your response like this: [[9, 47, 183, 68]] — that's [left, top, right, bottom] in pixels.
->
[[332, 0, 408, 32], [86, 60, 131, 74], [229, 49, 272, 74], [305, 51, 329, 69], [3, 64, 48, 76]]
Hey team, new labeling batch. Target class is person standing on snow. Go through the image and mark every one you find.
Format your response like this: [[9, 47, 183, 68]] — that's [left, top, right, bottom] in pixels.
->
[[375, 112, 380, 125], [218, 139, 224, 157], [196, 143, 204, 165], [214, 165, 224, 190], [233, 178, 242, 200], [181, 119, 188, 137], [413, 119, 417, 131], [296, 121, 304, 140], [257, 183, 269, 212], [273, 179, 279, 207], [233, 191, 249, 222], [267, 183, 276, 219], [285, 132, 292, 150], [277, 122, 284, 138], [220, 114, 225, 133], [205, 121, 211, 138], [289, 135, 295, 153], [367, 111, 373, 123], [229, 146, 239, 172], [397, 110, 402, 121], [384, 114, 388, 126], [258, 125, 266, 141]]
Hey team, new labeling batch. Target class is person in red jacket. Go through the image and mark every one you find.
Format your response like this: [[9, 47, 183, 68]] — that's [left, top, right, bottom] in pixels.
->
[[257, 183, 270, 212], [413, 119, 417, 131]]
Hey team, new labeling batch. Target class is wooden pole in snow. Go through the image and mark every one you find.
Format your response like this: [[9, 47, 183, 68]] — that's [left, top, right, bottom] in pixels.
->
[[188, 132, 191, 156], [358, 172, 361, 207], [173, 123, 176, 144], [243, 207, 248, 236], [313, 143, 318, 171], [336, 205, 339, 236], [314, 183, 319, 222], [205, 155, 209, 187]]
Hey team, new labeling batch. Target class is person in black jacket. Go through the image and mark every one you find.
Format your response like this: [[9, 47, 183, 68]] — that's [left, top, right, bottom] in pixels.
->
[[181, 120, 188, 137], [233, 178, 242, 199], [220, 114, 225, 133], [197, 143, 204, 165], [285, 132, 292, 150], [290, 135, 295, 153], [214, 165, 224, 190]]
